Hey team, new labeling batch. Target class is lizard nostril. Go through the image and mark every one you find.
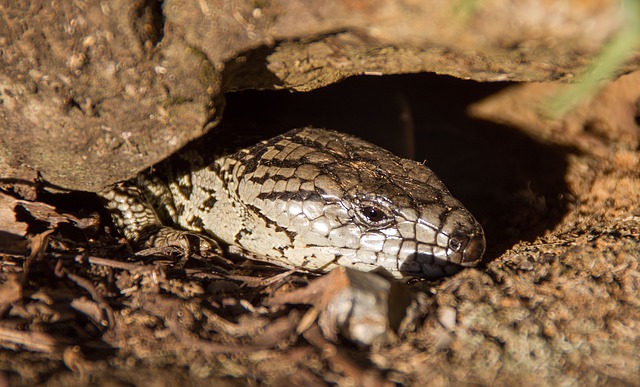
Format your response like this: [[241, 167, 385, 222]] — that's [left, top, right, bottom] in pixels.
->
[[448, 237, 463, 252]]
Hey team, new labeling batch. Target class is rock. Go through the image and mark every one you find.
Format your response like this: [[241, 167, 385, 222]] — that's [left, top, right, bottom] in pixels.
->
[[0, 0, 633, 191]]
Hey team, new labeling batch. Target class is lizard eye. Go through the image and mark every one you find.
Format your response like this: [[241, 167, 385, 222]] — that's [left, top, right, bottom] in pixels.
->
[[360, 205, 388, 223]]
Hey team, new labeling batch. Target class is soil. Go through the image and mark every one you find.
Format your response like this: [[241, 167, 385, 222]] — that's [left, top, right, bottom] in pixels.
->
[[1, 73, 639, 386]]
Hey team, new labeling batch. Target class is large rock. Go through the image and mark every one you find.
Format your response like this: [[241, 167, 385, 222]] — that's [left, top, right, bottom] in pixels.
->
[[0, 0, 630, 191]]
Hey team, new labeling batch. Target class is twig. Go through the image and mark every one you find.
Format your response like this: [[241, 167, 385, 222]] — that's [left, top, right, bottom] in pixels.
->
[[165, 315, 274, 354], [54, 260, 116, 328], [0, 326, 75, 353], [1, 249, 145, 271]]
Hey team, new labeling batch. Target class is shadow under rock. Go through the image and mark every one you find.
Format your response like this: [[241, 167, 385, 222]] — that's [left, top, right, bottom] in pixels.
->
[[414, 120, 573, 260], [220, 73, 573, 262]]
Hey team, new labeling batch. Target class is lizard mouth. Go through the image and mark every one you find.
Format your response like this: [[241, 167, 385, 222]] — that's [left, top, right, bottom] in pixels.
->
[[397, 228, 486, 278]]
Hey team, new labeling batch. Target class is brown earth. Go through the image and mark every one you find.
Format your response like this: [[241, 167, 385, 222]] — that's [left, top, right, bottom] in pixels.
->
[[1, 1, 640, 386], [1, 72, 639, 386]]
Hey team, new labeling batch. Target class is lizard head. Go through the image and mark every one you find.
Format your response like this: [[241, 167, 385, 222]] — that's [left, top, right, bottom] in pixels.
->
[[250, 128, 486, 279]]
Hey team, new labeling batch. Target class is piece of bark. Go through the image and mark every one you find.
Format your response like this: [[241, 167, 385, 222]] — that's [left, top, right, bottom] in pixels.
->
[[0, 192, 28, 251]]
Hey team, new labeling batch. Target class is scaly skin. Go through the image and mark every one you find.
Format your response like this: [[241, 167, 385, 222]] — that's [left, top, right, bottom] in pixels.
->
[[102, 127, 485, 279]]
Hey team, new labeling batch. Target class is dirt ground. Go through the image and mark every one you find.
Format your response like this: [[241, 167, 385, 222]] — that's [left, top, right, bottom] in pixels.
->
[[2, 1, 640, 385], [0, 72, 639, 386]]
